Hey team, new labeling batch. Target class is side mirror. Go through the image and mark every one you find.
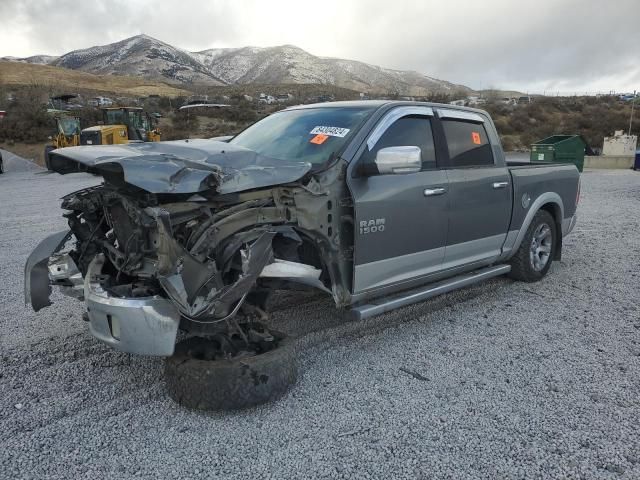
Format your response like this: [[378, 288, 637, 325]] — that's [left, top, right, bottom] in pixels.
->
[[374, 146, 421, 174]]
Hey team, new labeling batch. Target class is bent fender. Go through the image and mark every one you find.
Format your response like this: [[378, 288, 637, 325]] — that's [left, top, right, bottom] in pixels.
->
[[24, 230, 71, 311]]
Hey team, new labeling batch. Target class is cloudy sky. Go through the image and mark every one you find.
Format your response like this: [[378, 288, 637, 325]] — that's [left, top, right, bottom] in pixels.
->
[[1, 0, 638, 93]]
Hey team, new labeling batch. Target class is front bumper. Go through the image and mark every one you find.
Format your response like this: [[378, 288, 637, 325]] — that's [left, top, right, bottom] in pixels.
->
[[25, 233, 181, 356], [84, 254, 180, 356]]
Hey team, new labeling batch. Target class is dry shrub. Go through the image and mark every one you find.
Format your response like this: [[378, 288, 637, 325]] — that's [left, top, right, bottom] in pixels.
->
[[0, 86, 50, 143]]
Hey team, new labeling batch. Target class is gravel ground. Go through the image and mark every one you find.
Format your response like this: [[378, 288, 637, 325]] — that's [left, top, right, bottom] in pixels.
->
[[0, 149, 43, 173], [1, 164, 639, 479]]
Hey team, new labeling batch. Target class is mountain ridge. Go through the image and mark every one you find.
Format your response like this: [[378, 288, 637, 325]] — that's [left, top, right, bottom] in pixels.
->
[[2, 34, 472, 95]]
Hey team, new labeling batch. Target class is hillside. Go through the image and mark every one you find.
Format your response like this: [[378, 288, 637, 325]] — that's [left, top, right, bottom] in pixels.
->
[[2, 54, 59, 65], [483, 95, 636, 151], [190, 44, 470, 95], [3, 34, 472, 95], [53, 35, 226, 85], [0, 61, 191, 97]]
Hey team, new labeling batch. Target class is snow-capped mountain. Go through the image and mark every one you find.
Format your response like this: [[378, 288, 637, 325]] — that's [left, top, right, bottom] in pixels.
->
[[193, 45, 469, 95], [2, 35, 471, 94], [52, 35, 226, 85]]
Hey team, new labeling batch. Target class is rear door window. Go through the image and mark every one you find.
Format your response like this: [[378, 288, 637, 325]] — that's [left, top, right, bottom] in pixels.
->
[[442, 120, 494, 167]]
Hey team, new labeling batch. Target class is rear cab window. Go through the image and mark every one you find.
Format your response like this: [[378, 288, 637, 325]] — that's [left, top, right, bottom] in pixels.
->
[[441, 120, 494, 167]]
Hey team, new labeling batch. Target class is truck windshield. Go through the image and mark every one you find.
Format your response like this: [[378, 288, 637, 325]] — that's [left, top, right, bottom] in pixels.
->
[[229, 106, 375, 165]]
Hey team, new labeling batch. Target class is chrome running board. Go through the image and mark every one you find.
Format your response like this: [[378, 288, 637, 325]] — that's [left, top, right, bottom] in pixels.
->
[[350, 264, 511, 321]]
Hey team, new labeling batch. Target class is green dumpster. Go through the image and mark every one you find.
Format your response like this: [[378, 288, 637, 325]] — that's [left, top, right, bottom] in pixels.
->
[[530, 135, 587, 172]]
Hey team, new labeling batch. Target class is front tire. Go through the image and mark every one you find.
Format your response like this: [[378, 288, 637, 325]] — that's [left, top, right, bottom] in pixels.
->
[[165, 329, 297, 410], [509, 209, 557, 282]]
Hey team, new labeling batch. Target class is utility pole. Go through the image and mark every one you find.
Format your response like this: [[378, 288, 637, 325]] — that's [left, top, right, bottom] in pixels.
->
[[629, 90, 637, 136]]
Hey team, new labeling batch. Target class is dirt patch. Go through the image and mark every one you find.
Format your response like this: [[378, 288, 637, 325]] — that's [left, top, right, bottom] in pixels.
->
[[0, 61, 190, 98], [0, 142, 47, 167]]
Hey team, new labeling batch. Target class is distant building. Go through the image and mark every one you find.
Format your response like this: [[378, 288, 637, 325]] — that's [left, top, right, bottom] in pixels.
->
[[178, 103, 230, 111], [602, 130, 638, 156], [449, 99, 466, 106]]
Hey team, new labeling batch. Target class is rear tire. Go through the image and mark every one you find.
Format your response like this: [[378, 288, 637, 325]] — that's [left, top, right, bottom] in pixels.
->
[[509, 209, 557, 282], [165, 330, 297, 410]]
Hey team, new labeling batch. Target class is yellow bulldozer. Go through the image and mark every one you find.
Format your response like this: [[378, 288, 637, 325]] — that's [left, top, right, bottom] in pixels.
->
[[80, 107, 161, 146], [44, 106, 161, 170], [44, 113, 81, 170]]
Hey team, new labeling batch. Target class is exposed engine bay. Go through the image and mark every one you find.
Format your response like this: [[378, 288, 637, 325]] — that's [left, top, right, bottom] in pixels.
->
[[46, 165, 354, 333], [22, 139, 355, 354]]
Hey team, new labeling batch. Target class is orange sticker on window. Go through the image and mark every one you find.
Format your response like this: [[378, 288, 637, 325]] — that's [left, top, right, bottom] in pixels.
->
[[471, 132, 481, 145], [310, 133, 329, 145]]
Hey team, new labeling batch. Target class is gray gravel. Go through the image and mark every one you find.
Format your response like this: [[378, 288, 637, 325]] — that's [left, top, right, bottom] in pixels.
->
[[0, 149, 43, 173], [1, 164, 639, 479]]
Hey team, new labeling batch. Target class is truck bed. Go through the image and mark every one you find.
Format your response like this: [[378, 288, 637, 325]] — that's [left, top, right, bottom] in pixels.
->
[[507, 162, 580, 233]]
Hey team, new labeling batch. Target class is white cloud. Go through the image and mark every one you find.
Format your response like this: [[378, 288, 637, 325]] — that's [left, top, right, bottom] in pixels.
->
[[0, 0, 638, 92]]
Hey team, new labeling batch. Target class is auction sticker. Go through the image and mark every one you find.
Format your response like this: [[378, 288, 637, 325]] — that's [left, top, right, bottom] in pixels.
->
[[310, 126, 350, 137], [310, 133, 329, 144]]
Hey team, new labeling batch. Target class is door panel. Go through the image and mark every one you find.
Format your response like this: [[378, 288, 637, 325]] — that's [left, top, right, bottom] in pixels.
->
[[351, 170, 448, 293], [350, 108, 449, 294], [438, 117, 512, 267], [444, 167, 512, 266]]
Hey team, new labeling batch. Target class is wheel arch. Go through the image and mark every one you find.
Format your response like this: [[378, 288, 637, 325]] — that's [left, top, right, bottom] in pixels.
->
[[510, 192, 564, 261], [539, 202, 563, 260], [281, 227, 346, 299], [242, 226, 339, 299]]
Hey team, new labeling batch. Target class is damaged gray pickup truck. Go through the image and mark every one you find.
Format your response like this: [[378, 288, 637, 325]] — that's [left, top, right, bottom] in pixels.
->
[[25, 101, 580, 409]]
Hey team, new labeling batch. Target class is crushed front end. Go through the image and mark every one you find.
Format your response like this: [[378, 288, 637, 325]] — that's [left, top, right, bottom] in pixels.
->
[[24, 148, 354, 356]]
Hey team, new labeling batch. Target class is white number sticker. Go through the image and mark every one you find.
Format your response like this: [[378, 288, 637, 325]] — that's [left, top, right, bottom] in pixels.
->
[[310, 126, 350, 138]]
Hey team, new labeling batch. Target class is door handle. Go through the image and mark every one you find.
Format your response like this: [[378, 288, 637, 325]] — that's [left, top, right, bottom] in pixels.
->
[[424, 187, 446, 197], [492, 181, 509, 189]]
